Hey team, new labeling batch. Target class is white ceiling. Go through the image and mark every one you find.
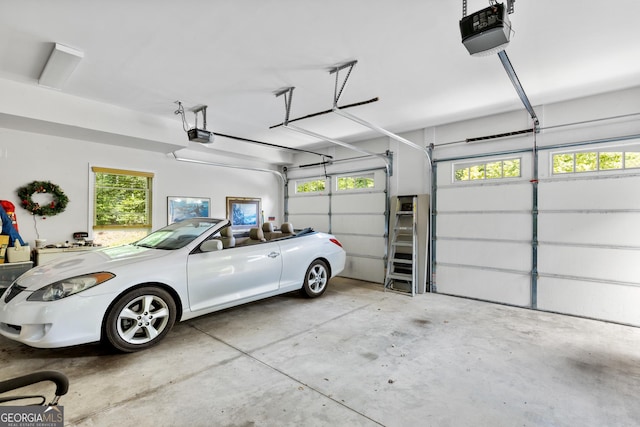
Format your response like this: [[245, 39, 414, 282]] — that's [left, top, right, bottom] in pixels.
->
[[1, 0, 639, 153]]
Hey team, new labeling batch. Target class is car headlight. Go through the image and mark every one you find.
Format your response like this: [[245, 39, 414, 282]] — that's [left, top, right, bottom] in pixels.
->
[[27, 272, 115, 302]]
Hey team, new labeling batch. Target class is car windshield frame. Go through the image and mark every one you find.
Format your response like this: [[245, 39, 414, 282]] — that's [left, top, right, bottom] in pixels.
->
[[133, 218, 224, 250]]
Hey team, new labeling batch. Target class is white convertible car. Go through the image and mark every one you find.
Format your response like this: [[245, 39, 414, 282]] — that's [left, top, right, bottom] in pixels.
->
[[0, 218, 345, 352]]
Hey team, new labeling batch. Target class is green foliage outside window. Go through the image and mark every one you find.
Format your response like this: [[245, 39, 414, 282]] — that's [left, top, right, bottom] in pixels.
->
[[625, 152, 640, 168], [575, 152, 597, 172], [454, 158, 521, 181], [94, 169, 152, 227], [503, 159, 521, 177], [296, 179, 326, 193], [553, 153, 574, 173], [487, 161, 507, 179], [454, 168, 470, 181], [469, 164, 485, 180], [552, 151, 640, 174], [599, 152, 622, 170], [337, 175, 374, 190]]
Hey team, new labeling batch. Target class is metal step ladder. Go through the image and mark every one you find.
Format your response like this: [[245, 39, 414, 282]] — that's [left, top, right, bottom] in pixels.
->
[[384, 196, 417, 296]]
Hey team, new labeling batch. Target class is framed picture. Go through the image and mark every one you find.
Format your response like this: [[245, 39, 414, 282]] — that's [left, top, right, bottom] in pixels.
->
[[226, 197, 261, 231], [167, 197, 210, 224]]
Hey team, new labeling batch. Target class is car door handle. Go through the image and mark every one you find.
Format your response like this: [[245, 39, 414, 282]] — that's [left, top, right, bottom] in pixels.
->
[[268, 252, 280, 258]]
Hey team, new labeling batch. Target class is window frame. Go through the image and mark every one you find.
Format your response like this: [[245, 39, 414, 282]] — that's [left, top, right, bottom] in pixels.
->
[[453, 157, 522, 183], [295, 178, 327, 194], [551, 149, 640, 175], [92, 166, 154, 230], [335, 173, 375, 192]]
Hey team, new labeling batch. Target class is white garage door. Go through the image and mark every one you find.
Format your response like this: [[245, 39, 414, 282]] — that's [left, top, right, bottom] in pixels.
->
[[536, 141, 640, 325], [287, 168, 388, 283], [434, 153, 533, 307], [433, 139, 640, 326]]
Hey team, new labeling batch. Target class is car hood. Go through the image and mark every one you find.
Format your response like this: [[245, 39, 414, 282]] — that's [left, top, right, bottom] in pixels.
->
[[16, 245, 173, 291]]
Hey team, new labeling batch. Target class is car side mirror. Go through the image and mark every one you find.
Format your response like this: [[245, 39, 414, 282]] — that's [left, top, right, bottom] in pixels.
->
[[200, 240, 223, 252]]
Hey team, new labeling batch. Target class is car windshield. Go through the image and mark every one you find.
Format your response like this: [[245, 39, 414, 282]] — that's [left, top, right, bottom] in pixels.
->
[[134, 218, 224, 250]]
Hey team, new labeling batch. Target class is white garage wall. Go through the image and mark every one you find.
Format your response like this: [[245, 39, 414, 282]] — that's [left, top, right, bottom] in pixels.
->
[[434, 86, 640, 158], [389, 129, 430, 196], [0, 128, 282, 246]]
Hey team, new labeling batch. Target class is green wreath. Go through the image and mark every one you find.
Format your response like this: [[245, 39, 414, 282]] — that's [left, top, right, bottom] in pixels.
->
[[17, 180, 69, 217]]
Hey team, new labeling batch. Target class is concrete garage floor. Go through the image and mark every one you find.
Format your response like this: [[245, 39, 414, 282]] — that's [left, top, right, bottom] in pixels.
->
[[1, 277, 639, 427]]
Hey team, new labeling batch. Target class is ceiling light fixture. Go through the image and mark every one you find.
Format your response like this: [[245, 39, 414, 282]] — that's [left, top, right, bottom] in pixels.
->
[[38, 43, 84, 89]]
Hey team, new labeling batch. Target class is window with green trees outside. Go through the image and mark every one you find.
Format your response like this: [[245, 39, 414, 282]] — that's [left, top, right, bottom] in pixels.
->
[[296, 179, 326, 193], [337, 174, 375, 190], [92, 167, 153, 246], [552, 151, 640, 174], [454, 158, 521, 182]]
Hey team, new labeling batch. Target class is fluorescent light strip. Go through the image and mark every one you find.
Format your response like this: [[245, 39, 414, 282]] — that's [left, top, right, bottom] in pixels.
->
[[39, 43, 84, 89]]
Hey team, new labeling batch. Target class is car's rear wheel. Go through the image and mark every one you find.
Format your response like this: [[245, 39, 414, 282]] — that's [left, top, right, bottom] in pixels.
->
[[104, 286, 176, 352], [300, 259, 329, 298]]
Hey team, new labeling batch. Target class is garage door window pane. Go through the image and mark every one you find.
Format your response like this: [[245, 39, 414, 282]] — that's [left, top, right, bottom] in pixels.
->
[[454, 158, 520, 182], [454, 167, 470, 181], [599, 152, 622, 170], [553, 153, 574, 174], [576, 152, 597, 172], [503, 159, 521, 177], [553, 150, 640, 175], [469, 164, 485, 180], [296, 179, 326, 193], [625, 152, 640, 169], [337, 174, 374, 190], [486, 161, 502, 179]]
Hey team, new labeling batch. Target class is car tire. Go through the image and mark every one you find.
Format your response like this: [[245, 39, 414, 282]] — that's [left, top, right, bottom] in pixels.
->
[[104, 286, 176, 352], [300, 259, 329, 298]]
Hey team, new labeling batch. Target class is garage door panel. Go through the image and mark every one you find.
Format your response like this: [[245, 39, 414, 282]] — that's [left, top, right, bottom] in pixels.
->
[[287, 214, 329, 233], [438, 183, 531, 212], [537, 277, 640, 325], [435, 154, 533, 306], [538, 245, 640, 284], [337, 235, 385, 258], [435, 146, 640, 325], [341, 256, 384, 283], [331, 215, 386, 235], [288, 196, 329, 214], [438, 240, 531, 272], [539, 177, 640, 210], [287, 168, 387, 284], [437, 213, 531, 241], [436, 265, 531, 306], [332, 193, 386, 214], [538, 212, 640, 246]]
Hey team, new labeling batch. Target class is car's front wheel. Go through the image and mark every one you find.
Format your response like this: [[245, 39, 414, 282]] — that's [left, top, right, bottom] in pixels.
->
[[104, 286, 176, 352], [300, 259, 329, 298]]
